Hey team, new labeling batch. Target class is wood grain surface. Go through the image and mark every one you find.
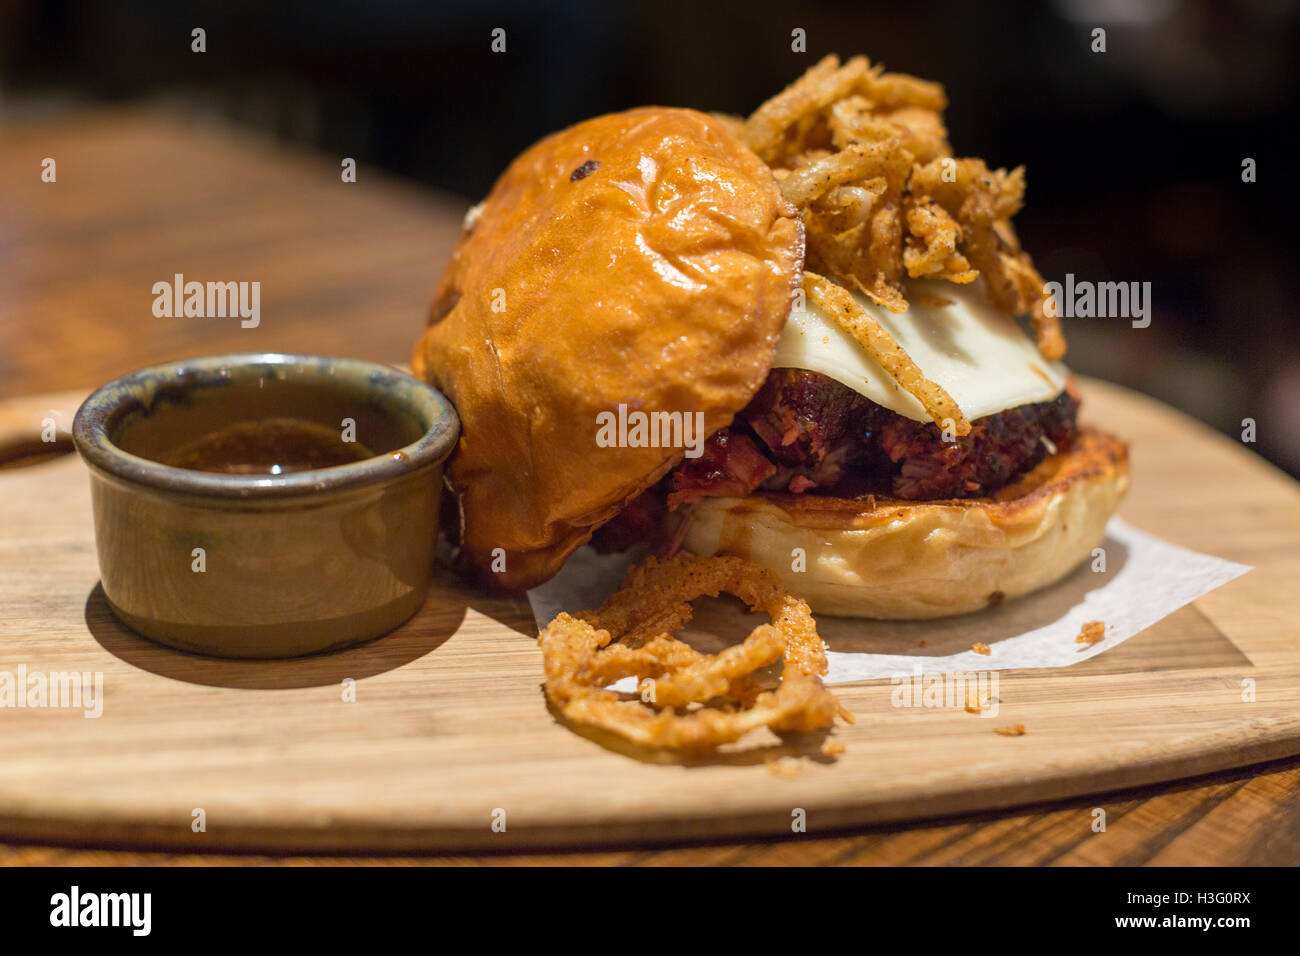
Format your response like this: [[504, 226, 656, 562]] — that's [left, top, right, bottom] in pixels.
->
[[1, 109, 1298, 865], [1, 377, 1295, 853]]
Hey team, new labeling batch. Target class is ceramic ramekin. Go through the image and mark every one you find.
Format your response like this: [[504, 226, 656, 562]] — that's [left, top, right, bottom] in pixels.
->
[[73, 353, 459, 658]]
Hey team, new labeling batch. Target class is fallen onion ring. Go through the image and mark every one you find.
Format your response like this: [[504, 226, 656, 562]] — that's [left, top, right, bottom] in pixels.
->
[[538, 554, 852, 753]]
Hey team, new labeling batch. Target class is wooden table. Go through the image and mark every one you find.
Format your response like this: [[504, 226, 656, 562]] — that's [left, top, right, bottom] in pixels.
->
[[2, 109, 1297, 866]]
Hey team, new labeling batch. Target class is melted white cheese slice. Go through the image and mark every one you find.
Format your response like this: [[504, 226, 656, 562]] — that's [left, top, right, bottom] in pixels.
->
[[773, 278, 1068, 423]]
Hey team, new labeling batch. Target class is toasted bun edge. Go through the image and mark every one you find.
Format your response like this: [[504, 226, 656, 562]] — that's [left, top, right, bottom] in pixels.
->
[[676, 427, 1129, 618]]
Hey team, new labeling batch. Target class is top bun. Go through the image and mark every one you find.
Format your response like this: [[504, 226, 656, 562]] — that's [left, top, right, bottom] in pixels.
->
[[414, 107, 804, 590]]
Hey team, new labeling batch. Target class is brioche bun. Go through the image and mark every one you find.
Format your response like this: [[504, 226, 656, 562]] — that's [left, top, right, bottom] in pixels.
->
[[413, 107, 804, 590], [675, 427, 1129, 618]]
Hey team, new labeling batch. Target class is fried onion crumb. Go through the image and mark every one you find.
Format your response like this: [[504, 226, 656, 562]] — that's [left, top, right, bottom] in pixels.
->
[[1075, 620, 1106, 645], [767, 755, 804, 778]]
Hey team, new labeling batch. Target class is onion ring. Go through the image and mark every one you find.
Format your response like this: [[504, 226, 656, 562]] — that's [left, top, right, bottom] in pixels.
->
[[803, 270, 972, 436], [747, 58, 1067, 362], [538, 554, 850, 753]]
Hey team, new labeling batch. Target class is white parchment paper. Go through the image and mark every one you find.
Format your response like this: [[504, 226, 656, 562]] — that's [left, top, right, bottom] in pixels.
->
[[527, 517, 1251, 684]]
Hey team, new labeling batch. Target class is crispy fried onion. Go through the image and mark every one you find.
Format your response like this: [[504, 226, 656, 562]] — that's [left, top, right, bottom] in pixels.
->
[[803, 270, 971, 436], [538, 554, 851, 753], [744, 54, 1066, 361]]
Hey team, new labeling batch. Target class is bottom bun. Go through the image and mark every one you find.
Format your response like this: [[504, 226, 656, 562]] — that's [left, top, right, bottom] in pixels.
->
[[676, 427, 1129, 619]]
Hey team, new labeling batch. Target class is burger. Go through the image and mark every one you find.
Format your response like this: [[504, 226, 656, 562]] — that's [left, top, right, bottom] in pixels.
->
[[412, 55, 1129, 619]]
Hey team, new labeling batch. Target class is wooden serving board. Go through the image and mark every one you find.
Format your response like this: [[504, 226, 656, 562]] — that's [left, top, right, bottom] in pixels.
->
[[1, 379, 1297, 852]]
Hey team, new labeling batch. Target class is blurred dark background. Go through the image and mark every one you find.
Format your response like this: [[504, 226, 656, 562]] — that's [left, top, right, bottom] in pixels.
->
[[2, 0, 1298, 473]]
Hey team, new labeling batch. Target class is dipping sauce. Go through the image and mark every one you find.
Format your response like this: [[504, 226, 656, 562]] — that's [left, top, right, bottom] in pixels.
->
[[160, 417, 374, 475]]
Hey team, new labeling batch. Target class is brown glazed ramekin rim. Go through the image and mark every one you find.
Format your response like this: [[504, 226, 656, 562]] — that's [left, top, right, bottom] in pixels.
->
[[72, 352, 459, 498]]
